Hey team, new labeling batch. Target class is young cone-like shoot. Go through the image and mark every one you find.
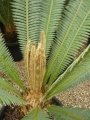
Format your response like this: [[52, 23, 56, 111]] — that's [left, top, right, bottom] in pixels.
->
[[24, 31, 46, 108]]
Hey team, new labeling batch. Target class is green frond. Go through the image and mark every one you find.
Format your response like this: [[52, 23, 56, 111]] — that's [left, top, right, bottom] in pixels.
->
[[48, 105, 90, 120], [44, 45, 90, 100], [22, 108, 49, 120], [0, 33, 25, 90], [0, 89, 26, 106], [12, 0, 41, 53], [41, 0, 65, 57], [0, 77, 21, 96], [45, 0, 90, 86]]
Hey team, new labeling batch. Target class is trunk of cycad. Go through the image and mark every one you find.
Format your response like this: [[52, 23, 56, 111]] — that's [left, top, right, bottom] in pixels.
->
[[24, 31, 46, 109]]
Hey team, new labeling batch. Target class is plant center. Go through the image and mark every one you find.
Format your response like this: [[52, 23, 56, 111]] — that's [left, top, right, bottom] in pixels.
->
[[24, 31, 46, 110]]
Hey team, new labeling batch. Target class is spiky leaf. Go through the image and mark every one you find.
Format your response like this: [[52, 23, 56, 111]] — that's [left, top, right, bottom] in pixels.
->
[[22, 108, 50, 120], [0, 89, 26, 105], [44, 45, 90, 100], [48, 106, 90, 120], [12, 0, 41, 52], [41, 0, 65, 57], [0, 77, 21, 96], [0, 34, 25, 90], [45, 0, 90, 85]]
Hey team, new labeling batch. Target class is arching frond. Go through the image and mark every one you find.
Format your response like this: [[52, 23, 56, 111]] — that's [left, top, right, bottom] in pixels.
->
[[22, 108, 49, 120], [48, 106, 90, 120], [44, 45, 90, 100], [0, 33, 25, 90], [0, 77, 21, 96], [45, 0, 90, 85], [41, 0, 65, 57], [12, 0, 41, 53], [0, 89, 26, 106]]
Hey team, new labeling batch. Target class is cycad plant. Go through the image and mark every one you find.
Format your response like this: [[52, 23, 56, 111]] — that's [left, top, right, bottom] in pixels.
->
[[0, 0, 90, 119]]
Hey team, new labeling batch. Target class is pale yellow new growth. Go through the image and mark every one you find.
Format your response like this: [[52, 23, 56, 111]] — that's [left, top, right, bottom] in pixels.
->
[[25, 31, 46, 93]]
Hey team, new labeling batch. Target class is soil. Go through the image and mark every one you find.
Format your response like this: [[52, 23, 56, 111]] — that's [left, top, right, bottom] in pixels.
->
[[3, 106, 24, 120]]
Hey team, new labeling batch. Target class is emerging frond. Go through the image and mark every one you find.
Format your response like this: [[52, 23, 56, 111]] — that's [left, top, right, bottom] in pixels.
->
[[44, 45, 90, 100], [41, 0, 65, 57], [0, 33, 25, 90], [22, 108, 49, 120], [45, 0, 90, 85], [12, 0, 41, 53], [24, 31, 46, 88], [0, 89, 26, 106], [48, 105, 90, 120]]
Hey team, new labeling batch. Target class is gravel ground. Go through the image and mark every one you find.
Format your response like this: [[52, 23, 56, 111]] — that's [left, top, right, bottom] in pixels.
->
[[57, 81, 90, 108], [16, 60, 90, 109]]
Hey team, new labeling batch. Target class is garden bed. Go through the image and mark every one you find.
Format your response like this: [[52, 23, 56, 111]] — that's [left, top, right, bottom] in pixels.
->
[[3, 106, 24, 120], [57, 81, 90, 108]]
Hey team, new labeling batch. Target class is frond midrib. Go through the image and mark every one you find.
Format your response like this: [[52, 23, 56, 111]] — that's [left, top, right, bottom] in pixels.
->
[[26, 0, 29, 42], [45, 0, 54, 38]]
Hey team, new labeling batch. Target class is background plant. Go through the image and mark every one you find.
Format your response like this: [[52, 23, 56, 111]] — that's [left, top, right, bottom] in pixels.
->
[[0, 0, 16, 43], [0, 0, 90, 119]]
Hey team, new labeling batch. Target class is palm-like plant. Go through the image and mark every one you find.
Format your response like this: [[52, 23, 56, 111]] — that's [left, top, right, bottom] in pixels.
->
[[0, 0, 90, 119]]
